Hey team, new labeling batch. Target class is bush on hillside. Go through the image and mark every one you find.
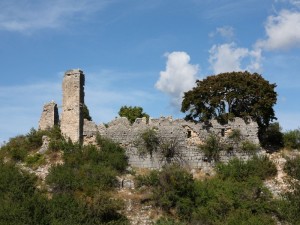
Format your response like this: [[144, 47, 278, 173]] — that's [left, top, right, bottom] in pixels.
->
[[283, 128, 300, 150], [284, 155, 300, 180], [217, 156, 277, 182]]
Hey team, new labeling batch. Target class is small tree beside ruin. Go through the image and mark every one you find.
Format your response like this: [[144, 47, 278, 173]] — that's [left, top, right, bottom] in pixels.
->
[[118, 105, 149, 124]]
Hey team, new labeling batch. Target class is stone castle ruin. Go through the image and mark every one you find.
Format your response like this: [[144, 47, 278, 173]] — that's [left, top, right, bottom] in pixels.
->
[[39, 69, 260, 169]]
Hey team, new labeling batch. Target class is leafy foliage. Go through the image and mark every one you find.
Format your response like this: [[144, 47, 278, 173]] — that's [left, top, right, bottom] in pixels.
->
[[25, 153, 46, 169], [228, 129, 242, 142], [82, 103, 92, 121], [181, 71, 277, 134], [151, 165, 195, 214], [135, 129, 182, 163], [284, 155, 300, 180], [47, 137, 128, 193], [46, 137, 129, 224], [159, 136, 182, 163], [199, 134, 224, 162], [0, 126, 65, 162], [241, 140, 260, 153], [118, 105, 149, 124], [260, 122, 284, 150], [139, 157, 278, 224], [135, 128, 160, 157], [0, 128, 48, 162], [0, 130, 129, 224], [276, 183, 300, 225], [283, 128, 300, 150], [135, 170, 160, 188], [0, 162, 49, 225], [217, 156, 277, 182]]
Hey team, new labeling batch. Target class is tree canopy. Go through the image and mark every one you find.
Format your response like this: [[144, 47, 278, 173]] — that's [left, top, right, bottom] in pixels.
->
[[118, 105, 149, 124], [181, 71, 277, 130]]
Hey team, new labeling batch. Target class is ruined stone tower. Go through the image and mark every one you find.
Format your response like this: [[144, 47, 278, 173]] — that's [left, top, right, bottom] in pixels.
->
[[38, 101, 59, 130], [60, 69, 85, 143]]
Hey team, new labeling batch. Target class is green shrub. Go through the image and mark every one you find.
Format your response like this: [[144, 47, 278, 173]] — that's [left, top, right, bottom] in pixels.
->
[[151, 165, 195, 218], [135, 170, 160, 187], [1, 135, 29, 161], [135, 128, 160, 157], [0, 162, 49, 225], [241, 140, 259, 153], [284, 156, 300, 180], [228, 129, 242, 142], [47, 138, 128, 193], [135, 157, 278, 224], [26, 128, 47, 150], [260, 122, 284, 150], [192, 176, 275, 224], [155, 217, 186, 225], [276, 183, 300, 225], [25, 153, 46, 168], [217, 156, 277, 181], [283, 128, 300, 150], [96, 136, 128, 172], [159, 137, 181, 163], [199, 134, 223, 162]]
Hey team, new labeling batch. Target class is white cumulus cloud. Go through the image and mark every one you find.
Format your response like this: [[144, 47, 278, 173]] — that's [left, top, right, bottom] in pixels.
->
[[256, 9, 300, 50], [155, 52, 199, 108], [209, 42, 262, 74]]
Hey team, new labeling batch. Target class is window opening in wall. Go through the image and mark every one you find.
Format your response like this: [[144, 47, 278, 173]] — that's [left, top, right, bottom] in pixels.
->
[[221, 129, 225, 137], [187, 130, 192, 138]]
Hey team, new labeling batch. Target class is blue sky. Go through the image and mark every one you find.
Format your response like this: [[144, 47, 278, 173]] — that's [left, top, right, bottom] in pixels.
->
[[1, 0, 300, 143]]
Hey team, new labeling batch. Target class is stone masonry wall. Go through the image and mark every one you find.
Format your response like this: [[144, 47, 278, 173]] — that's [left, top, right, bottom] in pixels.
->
[[39, 69, 261, 170], [83, 116, 260, 169], [60, 69, 85, 143], [38, 101, 59, 130]]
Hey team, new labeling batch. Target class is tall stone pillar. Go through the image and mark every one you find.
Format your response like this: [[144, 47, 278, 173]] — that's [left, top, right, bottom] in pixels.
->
[[61, 69, 85, 143], [38, 101, 59, 130]]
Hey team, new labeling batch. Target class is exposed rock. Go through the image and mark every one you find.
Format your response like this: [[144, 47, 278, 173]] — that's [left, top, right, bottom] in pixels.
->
[[117, 174, 135, 189], [38, 135, 50, 154]]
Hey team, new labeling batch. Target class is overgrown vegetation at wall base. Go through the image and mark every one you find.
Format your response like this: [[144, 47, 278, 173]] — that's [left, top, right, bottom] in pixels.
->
[[0, 129, 129, 225], [137, 156, 279, 224]]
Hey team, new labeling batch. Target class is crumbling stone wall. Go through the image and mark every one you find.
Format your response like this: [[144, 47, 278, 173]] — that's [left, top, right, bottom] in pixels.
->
[[83, 116, 260, 169], [38, 69, 262, 170], [38, 101, 59, 130], [60, 69, 85, 143]]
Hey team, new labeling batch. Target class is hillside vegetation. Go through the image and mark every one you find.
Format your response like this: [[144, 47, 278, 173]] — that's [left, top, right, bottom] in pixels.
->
[[0, 125, 300, 224]]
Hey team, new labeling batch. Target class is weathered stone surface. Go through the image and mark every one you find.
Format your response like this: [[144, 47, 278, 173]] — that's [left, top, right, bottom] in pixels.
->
[[96, 116, 260, 169], [38, 135, 50, 154], [83, 119, 98, 145], [37, 69, 262, 170], [60, 69, 85, 143], [38, 101, 59, 130]]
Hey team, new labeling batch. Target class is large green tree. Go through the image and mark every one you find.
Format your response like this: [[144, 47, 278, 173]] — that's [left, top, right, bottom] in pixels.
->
[[118, 106, 149, 124], [181, 71, 277, 131]]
